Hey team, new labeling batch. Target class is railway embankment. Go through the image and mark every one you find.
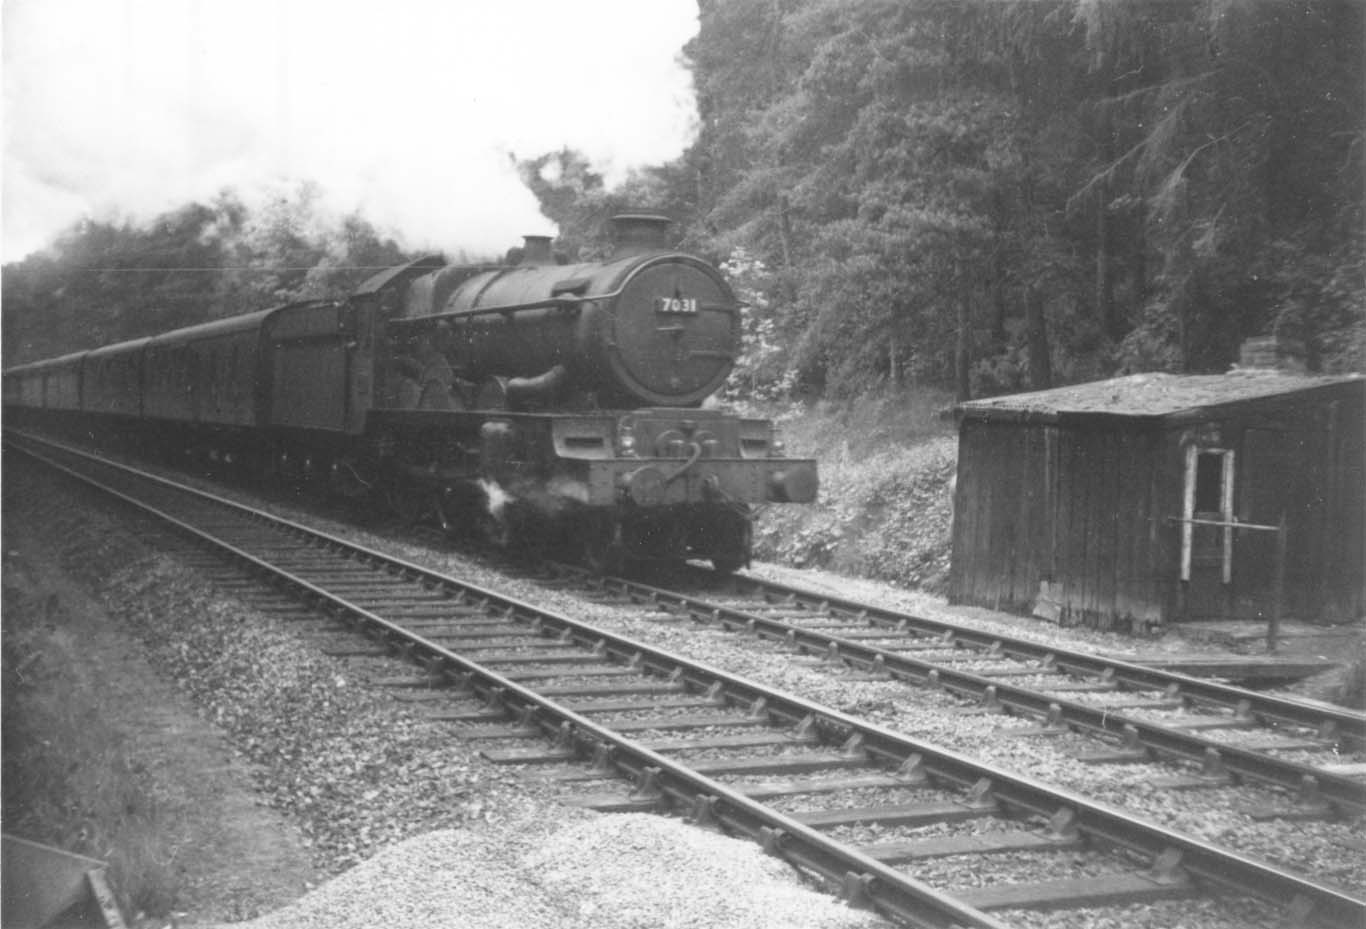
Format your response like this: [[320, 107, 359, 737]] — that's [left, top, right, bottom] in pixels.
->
[[747, 391, 958, 593]]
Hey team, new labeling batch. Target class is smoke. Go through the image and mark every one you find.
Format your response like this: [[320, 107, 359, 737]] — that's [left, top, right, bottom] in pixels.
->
[[2, 0, 700, 261], [479, 478, 514, 525]]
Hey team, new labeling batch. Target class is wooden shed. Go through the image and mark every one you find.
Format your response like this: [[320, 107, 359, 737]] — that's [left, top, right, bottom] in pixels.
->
[[949, 370, 1364, 631]]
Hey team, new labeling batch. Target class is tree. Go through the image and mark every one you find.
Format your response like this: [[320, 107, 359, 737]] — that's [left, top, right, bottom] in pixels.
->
[[2, 185, 417, 365]]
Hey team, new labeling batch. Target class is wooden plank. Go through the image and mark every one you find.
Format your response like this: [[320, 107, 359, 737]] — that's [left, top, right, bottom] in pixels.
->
[[859, 829, 1083, 862], [1080, 432, 1103, 623], [988, 427, 1014, 610], [688, 753, 871, 778], [562, 695, 724, 714], [998, 427, 1021, 608], [1158, 715, 1256, 731], [535, 681, 685, 698], [1129, 431, 1164, 627], [984, 424, 1003, 606], [957, 870, 1195, 910], [1095, 431, 1121, 627], [467, 652, 600, 666], [604, 714, 764, 733], [1055, 432, 1077, 622], [1027, 424, 1053, 608], [1112, 430, 1138, 627], [1042, 679, 1116, 693], [496, 666, 637, 682], [1097, 431, 1120, 622], [425, 707, 509, 722], [640, 731, 817, 752], [954, 422, 973, 602], [1014, 424, 1041, 608], [1153, 430, 1180, 623], [790, 800, 994, 830], [421, 628, 546, 641], [545, 753, 875, 783], [735, 773, 922, 799], [964, 422, 990, 604], [1041, 425, 1058, 586], [361, 606, 490, 618], [948, 424, 974, 602]]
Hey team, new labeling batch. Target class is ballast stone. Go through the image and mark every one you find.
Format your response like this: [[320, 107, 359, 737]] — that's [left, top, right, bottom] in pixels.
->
[[205, 812, 891, 929]]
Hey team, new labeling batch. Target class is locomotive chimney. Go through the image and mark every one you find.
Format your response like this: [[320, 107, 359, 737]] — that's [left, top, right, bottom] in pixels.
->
[[610, 213, 672, 257], [520, 235, 554, 265]]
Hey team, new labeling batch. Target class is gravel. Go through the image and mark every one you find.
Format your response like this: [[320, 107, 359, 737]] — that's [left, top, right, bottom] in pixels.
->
[[213, 813, 886, 929], [6, 462, 891, 929], [232, 489, 1366, 914], [10, 455, 1362, 928]]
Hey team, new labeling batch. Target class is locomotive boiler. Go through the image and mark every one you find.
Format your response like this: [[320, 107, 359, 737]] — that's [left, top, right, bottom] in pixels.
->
[[3, 213, 818, 573], [366, 213, 818, 570]]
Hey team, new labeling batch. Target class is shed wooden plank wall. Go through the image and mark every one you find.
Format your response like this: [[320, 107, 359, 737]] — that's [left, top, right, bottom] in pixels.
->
[[1306, 392, 1364, 620], [950, 420, 1171, 629], [950, 420, 1053, 615], [1331, 394, 1364, 618]]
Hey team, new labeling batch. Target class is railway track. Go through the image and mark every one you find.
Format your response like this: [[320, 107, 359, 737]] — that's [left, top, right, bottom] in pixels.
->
[[9, 431, 1365, 929], [524, 562, 1366, 818]]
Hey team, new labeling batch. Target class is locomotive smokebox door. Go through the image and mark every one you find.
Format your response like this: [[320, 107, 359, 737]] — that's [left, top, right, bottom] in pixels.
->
[[606, 259, 737, 404]]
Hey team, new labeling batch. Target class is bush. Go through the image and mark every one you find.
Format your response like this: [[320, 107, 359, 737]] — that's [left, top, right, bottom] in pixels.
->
[[750, 387, 959, 592]]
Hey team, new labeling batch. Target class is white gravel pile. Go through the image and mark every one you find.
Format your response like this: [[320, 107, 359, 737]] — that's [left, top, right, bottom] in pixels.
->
[[211, 813, 887, 929]]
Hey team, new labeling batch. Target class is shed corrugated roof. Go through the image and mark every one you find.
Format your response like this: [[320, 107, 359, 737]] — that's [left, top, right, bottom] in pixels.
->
[[958, 370, 1364, 420]]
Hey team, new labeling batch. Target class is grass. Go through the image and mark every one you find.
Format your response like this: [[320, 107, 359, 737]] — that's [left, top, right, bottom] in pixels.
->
[[2, 581, 181, 921], [747, 386, 960, 592]]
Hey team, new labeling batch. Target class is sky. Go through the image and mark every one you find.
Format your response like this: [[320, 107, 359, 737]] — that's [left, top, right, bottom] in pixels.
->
[[1, 0, 702, 262]]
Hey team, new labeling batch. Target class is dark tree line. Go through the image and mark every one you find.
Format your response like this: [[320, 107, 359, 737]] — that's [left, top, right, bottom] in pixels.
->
[[523, 0, 1364, 399], [7, 0, 1362, 400], [2, 185, 412, 367]]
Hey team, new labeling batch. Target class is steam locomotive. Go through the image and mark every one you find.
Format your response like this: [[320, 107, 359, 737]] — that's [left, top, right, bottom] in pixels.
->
[[3, 214, 818, 572]]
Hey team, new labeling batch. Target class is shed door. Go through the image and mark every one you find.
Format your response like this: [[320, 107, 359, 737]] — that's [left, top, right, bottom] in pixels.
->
[[1180, 445, 1234, 618]]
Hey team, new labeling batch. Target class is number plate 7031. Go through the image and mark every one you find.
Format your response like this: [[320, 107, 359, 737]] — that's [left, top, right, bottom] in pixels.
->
[[655, 297, 698, 314]]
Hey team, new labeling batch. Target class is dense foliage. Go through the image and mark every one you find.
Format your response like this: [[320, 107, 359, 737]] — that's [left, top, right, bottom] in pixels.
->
[[6, 0, 1362, 396], [2, 185, 413, 366], [523, 0, 1364, 399]]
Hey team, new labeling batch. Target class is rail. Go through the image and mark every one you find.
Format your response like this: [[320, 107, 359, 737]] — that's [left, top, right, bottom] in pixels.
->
[[10, 431, 1365, 928]]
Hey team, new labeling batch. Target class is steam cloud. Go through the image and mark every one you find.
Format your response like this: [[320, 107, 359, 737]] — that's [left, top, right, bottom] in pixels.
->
[[2, 0, 700, 261]]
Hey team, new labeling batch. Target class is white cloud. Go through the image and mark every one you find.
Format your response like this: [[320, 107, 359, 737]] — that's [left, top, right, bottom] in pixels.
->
[[1, 0, 700, 261]]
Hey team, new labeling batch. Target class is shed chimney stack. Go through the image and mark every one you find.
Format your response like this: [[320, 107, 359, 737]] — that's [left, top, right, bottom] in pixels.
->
[[1238, 336, 1307, 373]]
